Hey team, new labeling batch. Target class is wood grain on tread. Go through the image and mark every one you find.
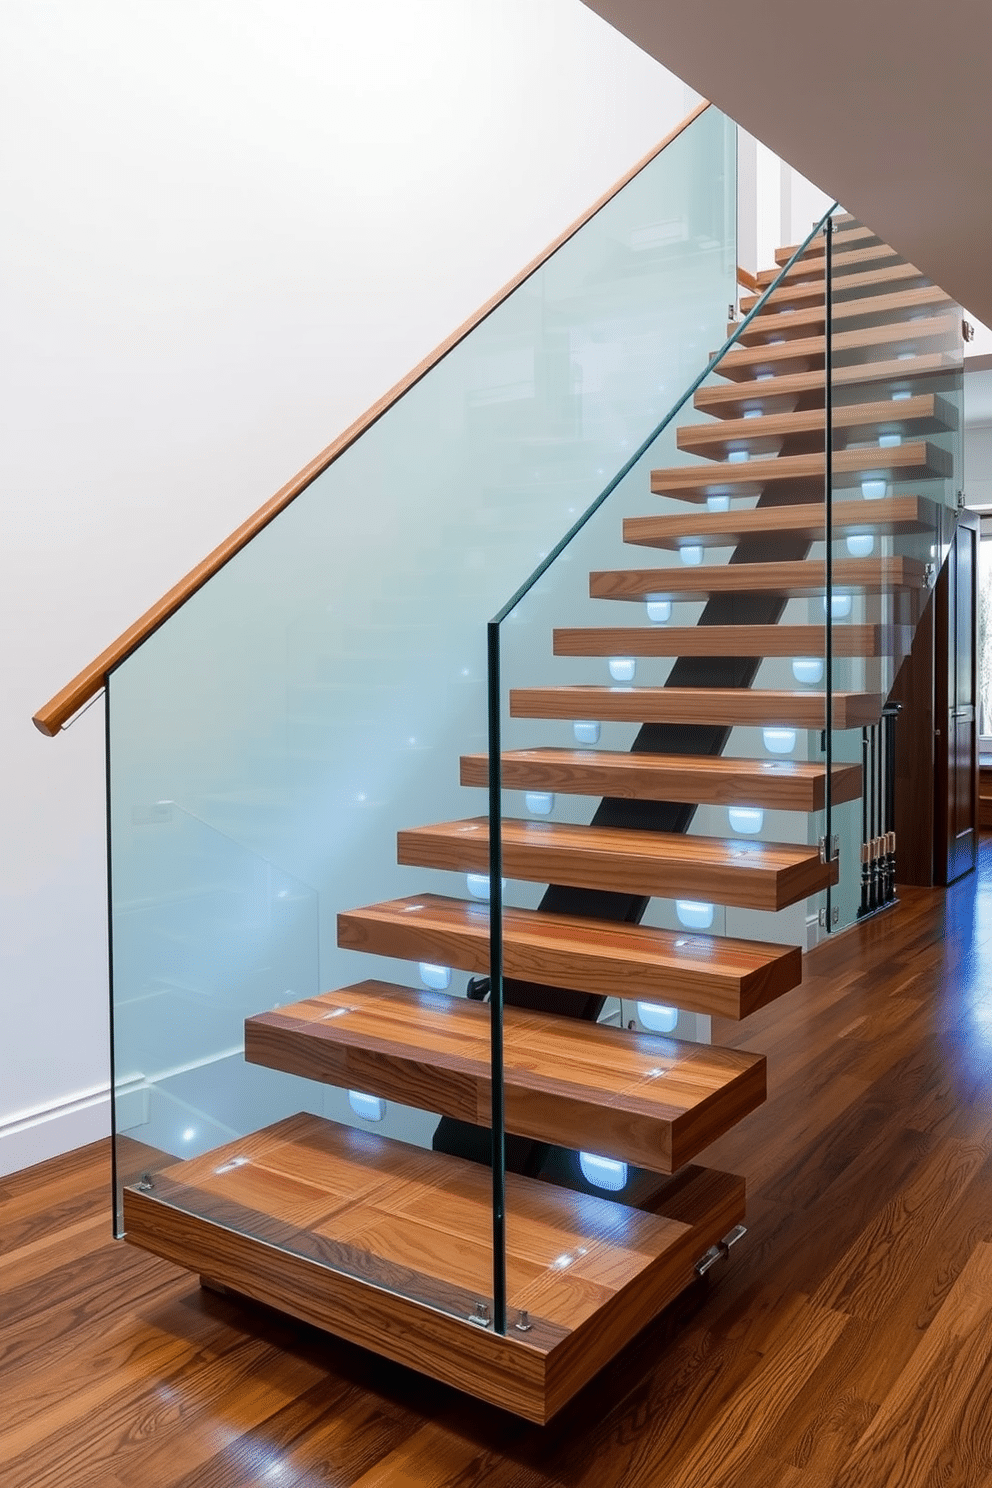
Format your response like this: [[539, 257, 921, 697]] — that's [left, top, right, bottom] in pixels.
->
[[649, 441, 949, 501], [756, 241, 910, 285], [551, 624, 908, 659], [693, 353, 957, 419], [625, 497, 936, 546], [244, 980, 767, 1174], [337, 893, 803, 1020], [729, 285, 951, 345], [676, 397, 953, 460], [509, 685, 882, 730], [122, 1113, 745, 1421], [588, 557, 926, 601], [774, 224, 878, 264], [396, 816, 836, 911], [714, 317, 957, 382], [459, 748, 863, 811], [741, 260, 926, 314]]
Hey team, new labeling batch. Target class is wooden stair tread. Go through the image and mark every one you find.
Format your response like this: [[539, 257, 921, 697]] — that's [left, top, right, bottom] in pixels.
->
[[588, 556, 926, 599], [337, 893, 803, 1020], [396, 817, 835, 911], [551, 624, 909, 660], [460, 749, 863, 811], [244, 981, 767, 1174], [728, 285, 951, 344], [123, 1112, 745, 1421], [676, 397, 954, 460], [756, 241, 910, 284], [509, 685, 882, 730], [648, 447, 948, 501], [741, 261, 927, 314], [693, 353, 957, 419], [774, 224, 877, 263], [713, 316, 957, 382], [624, 496, 937, 547]]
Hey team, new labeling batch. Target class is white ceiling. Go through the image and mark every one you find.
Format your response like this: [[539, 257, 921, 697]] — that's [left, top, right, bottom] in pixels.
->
[[581, 0, 992, 327]]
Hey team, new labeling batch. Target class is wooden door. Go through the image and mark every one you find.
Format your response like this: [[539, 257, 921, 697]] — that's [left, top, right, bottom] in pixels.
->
[[935, 510, 979, 884]]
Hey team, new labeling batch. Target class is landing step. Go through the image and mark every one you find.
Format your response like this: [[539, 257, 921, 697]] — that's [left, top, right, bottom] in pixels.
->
[[676, 397, 953, 459], [624, 496, 937, 546], [728, 285, 950, 344], [397, 817, 836, 911], [337, 894, 803, 1020], [756, 242, 908, 286], [693, 353, 956, 420], [509, 685, 881, 730], [123, 1113, 745, 1422], [244, 982, 767, 1174], [459, 749, 863, 812], [551, 624, 910, 660], [649, 448, 948, 502], [713, 316, 956, 382], [741, 261, 926, 315], [588, 556, 926, 601]]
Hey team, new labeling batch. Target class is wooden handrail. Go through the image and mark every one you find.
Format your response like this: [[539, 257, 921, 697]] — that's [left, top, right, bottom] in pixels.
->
[[737, 265, 760, 294], [34, 100, 712, 737]]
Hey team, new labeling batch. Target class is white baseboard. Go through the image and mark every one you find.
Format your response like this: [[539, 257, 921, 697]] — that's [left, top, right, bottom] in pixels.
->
[[0, 1083, 113, 1177]]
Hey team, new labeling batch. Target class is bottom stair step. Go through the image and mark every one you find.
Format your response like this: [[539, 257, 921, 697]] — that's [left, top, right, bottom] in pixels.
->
[[123, 1112, 746, 1422], [244, 981, 767, 1174]]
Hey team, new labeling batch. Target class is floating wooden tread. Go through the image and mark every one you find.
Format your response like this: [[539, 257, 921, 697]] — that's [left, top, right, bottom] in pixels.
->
[[550, 624, 910, 660], [588, 556, 926, 601], [676, 396, 954, 459], [397, 817, 836, 912], [337, 893, 803, 1020], [509, 685, 881, 730], [740, 261, 927, 315], [648, 443, 949, 501], [713, 316, 957, 382], [624, 496, 937, 546], [122, 1112, 745, 1422], [755, 241, 908, 286], [459, 748, 863, 812], [728, 285, 951, 344], [244, 981, 767, 1175], [693, 353, 957, 420], [774, 224, 878, 264]]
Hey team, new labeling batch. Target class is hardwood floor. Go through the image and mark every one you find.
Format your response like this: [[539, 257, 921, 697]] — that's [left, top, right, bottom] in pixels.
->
[[4, 836, 992, 1485]]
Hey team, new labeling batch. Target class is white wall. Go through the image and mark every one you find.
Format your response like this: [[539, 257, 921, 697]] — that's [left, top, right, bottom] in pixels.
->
[[0, 0, 696, 1174]]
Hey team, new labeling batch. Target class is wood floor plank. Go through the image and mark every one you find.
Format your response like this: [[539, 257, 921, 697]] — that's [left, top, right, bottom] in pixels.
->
[[833, 1242, 992, 1488], [648, 441, 949, 500], [510, 683, 882, 730]]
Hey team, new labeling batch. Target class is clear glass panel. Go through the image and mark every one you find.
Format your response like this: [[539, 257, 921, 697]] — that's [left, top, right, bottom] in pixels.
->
[[108, 105, 737, 1331], [489, 208, 837, 1299], [827, 212, 965, 927]]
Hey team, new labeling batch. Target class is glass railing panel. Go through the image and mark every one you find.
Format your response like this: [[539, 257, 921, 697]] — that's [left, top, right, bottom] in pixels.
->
[[488, 212, 836, 1324], [826, 212, 966, 928], [108, 105, 737, 1329]]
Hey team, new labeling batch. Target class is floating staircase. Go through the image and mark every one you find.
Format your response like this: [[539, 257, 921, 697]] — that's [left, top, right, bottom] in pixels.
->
[[121, 215, 961, 1422]]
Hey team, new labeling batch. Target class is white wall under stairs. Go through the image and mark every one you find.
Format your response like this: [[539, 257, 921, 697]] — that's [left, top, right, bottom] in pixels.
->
[[0, 0, 697, 1175]]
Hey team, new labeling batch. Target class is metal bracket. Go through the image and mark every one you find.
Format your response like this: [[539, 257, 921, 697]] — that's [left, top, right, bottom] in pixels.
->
[[924, 562, 937, 589], [818, 906, 840, 928], [728, 301, 739, 323], [468, 1302, 492, 1328], [694, 1224, 747, 1278], [956, 489, 966, 511], [135, 1173, 154, 1192], [818, 833, 840, 863], [963, 319, 975, 343], [515, 1309, 532, 1332]]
